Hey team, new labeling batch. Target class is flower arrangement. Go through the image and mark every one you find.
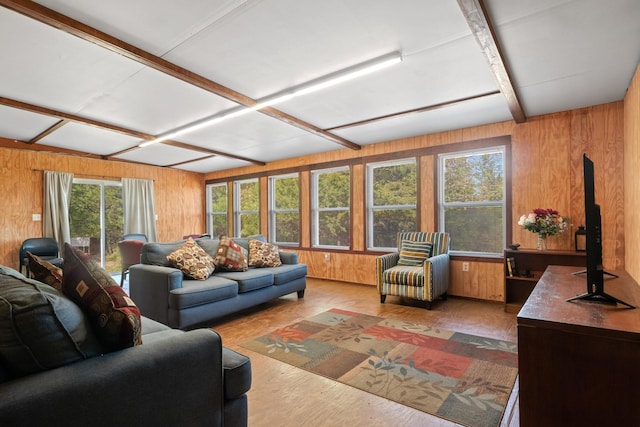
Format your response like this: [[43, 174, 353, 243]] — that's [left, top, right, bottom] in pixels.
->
[[518, 208, 568, 237]]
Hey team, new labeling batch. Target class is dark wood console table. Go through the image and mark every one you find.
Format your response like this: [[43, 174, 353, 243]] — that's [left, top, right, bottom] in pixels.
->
[[517, 265, 640, 426]]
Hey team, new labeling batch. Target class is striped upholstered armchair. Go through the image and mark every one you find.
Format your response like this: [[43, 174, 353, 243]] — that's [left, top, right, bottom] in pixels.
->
[[376, 231, 450, 309]]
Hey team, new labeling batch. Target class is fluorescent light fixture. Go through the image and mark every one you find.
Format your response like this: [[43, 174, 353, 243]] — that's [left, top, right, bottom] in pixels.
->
[[139, 51, 402, 148]]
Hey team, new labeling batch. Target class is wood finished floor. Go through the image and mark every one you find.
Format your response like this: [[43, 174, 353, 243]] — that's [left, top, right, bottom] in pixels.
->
[[210, 278, 520, 427]]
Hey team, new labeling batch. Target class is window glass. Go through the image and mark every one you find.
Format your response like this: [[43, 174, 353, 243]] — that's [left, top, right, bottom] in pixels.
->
[[439, 147, 505, 255], [206, 183, 228, 237], [311, 167, 350, 248], [367, 159, 417, 250], [269, 174, 299, 244], [234, 179, 259, 237]]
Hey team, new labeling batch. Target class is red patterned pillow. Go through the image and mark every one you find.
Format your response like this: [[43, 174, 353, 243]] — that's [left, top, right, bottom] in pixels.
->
[[248, 238, 282, 268], [166, 238, 216, 280], [62, 243, 142, 352], [27, 252, 63, 291], [215, 236, 248, 271]]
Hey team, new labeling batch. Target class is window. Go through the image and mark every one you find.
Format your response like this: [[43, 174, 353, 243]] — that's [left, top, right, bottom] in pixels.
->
[[311, 166, 350, 248], [234, 178, 259, 237], [438, 147, 506, 256], [206, 183, 228, 237], [367, 159, 417, 250], [69, 179, 123, 273], [269, 174, 300, 244]]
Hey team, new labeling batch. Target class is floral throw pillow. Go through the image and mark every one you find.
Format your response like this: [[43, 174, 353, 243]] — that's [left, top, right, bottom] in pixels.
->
[[27, 252, 63, 291], [249, 238, 282, 268], [166, 238, 216, 280], [62, 243, 142, 352], [215, 236, 248, 272]]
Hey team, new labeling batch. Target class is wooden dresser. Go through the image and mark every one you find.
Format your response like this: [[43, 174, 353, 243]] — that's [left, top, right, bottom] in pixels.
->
[[517, 265, 640, 426]]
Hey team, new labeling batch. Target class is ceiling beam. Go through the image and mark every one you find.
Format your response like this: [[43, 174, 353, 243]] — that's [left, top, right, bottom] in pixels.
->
[[325, 91, 501, 131], [0, 96, 266, 165], [0, 0, 361, 151], [457, 0, 526, 123], [0, 136, 103, 158]]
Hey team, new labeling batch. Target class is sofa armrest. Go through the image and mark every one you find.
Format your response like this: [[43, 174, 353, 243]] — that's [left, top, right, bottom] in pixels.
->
[[424, 253, 450, 298], [278, 250, 298, 264], [129, 264, 184, 325], [0, 329, 224, 427], [376, 252, 400, 291]]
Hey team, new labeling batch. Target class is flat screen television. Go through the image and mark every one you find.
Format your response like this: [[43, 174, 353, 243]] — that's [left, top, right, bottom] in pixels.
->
[[567, 154, 634, 308]]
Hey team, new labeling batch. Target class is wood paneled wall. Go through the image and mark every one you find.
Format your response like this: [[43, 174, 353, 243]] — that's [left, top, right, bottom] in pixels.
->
[[0, 147, 205, 270], [206, 102, 626, 302], [0, 93, 631, 302], [625, 65, 640, 282]]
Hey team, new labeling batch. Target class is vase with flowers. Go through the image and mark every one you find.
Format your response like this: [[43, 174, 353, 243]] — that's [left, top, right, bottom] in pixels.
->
[[518, 208, 568, 250]]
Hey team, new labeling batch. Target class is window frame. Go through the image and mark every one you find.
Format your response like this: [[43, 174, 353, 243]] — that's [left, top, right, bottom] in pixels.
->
[[438, 145, 506, 257], [268, 173, 300, 245], [366, 158, 417, 252], [311, 166, 351, 250]]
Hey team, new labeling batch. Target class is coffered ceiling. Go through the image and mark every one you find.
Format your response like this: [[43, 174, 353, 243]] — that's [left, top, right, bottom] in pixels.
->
[[0, 0, 638, 173]]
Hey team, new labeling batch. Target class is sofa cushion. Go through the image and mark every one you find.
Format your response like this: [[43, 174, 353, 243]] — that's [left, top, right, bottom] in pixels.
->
[[214, 269, 274, 293], [141, 240, 186, 266], [168, 276, 239, 310], [166, 238, 216, 280], [27, 252, 63, 291], [397, 240, 433, 266], [0, 266, 102, 378], [223, 347, 252, 399], [215, 237, 248, 272], [62, 243, 143, 352], [261, 263, 308, 285], [194, 237, 221, 258], [248, 239, 282, 268]]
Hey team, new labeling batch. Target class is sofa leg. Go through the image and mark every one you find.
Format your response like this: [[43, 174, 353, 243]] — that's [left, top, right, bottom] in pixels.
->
[[425, 301, 432, 310], [380, 295, 386, 303], [441, 292, 448, 301], [297, 290, 305, 298]]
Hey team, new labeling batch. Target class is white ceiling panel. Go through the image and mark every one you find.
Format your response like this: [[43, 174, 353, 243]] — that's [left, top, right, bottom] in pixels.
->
[[37, 122, 140, 155], [486, 0, 640, 116], [334, 94, 513, 145], [274, 36, 500, 129], [179, 110, 312, 153], [34, 0, 252, 56], [78, 67, 238, 135], [0, 7, 143, 114], [164, 0, 472, 99], [173, 156, 254, 173], [113, 143, 210, 166], [0, 106, 59, 141]]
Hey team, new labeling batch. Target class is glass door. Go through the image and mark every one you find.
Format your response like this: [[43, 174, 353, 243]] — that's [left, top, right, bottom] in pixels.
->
[[69, 179, 123, 274]]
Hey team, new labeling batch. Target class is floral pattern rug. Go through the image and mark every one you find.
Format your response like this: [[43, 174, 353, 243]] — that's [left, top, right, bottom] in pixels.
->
[[241, 308, 518, 427]]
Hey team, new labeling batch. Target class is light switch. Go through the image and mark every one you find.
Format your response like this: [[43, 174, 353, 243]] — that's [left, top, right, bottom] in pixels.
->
[[32, 213, 41, 221]]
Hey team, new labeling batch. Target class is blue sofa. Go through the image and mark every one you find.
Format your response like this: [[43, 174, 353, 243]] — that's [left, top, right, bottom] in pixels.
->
[[0, 266, 251, 427], [129, 235, 307, 330]]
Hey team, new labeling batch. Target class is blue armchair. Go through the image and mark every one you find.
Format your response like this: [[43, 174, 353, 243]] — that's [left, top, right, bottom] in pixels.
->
[[376, 231, 450, 309]]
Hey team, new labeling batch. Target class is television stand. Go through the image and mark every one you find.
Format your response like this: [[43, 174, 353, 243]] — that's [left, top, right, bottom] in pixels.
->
[[572, 268, 618, 278], [566, 290, 635, 308]]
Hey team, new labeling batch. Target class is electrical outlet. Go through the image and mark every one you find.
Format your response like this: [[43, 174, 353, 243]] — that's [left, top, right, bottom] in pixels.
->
[[32, 213, 41, 221], [324, 253, 330, 262], [462, 262, 470, 272]]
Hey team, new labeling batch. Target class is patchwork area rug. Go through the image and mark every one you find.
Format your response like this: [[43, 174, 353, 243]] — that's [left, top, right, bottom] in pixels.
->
[[241, 308, 518, 427]]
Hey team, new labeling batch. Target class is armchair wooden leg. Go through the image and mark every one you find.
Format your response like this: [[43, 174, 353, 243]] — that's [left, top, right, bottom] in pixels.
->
[[380, 295, 386, 303], [441, 292, 448, 300], [297, 290, 305, 298]]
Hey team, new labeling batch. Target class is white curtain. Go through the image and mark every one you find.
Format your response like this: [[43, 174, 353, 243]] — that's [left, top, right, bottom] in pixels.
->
[[122, 178, 158, 242], [43, 170, 73, 253]]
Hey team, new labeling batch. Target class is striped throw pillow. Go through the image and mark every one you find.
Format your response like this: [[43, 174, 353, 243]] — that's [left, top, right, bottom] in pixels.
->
[[397, 240, 433, 266]]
